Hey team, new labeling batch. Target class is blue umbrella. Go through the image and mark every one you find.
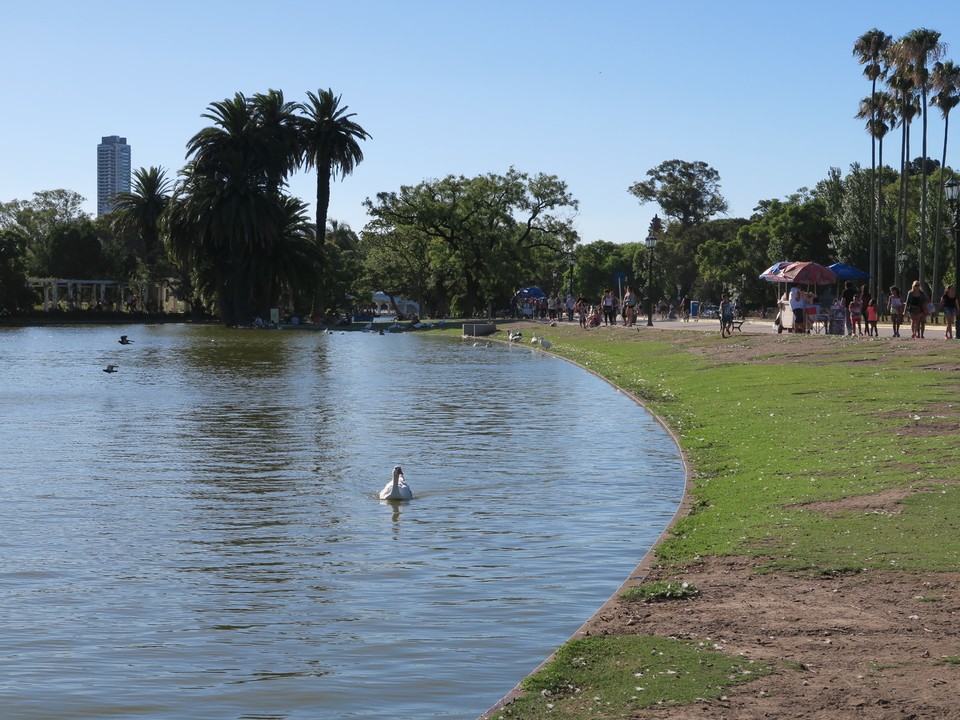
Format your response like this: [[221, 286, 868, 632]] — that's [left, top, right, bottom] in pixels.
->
[[827, 262, 870, 281], [514, 287, 546, 299]]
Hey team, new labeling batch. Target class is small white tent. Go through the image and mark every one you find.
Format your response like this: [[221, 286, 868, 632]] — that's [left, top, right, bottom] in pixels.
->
[[372, 292, 419, 317]]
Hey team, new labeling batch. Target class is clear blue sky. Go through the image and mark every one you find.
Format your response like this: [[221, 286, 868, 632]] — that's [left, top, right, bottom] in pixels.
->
[[3, 0, 959, 244]]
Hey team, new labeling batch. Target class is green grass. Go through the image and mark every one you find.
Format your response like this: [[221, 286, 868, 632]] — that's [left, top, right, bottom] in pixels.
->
[[502, 635, 770, 718], [443, 324, 960, 715], [539, 328, 960, 573]]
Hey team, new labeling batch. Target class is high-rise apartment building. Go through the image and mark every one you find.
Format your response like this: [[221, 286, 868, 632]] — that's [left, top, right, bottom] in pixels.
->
[[97, 135, 131, 216]]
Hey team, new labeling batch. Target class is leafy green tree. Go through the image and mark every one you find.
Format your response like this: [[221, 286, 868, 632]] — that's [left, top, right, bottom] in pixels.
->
[[359, 224, 437, 314], [0, 227, 34, 314], [0, 189, 88, 276], [737, 195, 833, 268], [362, 169, 578, 316], [672, 218, 751, 303], [817, 165, 871, 268], [627, 160, 728, 229], [46, 219, 108, 279]]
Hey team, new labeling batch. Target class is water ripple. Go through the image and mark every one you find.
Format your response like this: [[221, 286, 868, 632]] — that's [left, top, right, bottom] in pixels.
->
[[0, 325, 684, 719]]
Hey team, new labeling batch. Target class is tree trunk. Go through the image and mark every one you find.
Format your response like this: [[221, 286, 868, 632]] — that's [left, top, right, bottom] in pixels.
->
[[313, 163, 332, 314]]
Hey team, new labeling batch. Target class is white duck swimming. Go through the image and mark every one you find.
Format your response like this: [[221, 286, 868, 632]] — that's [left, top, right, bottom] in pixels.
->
[[379, 465, 413, 500]]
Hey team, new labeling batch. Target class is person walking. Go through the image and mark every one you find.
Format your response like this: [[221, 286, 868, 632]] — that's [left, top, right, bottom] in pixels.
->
[[905, 281, 928, 339], [939, 285, 958, 339], [848, 293, 863, 336], [575, 296, 587, 329], [865, 299, 879, 337], [887, 286, 904, 338]]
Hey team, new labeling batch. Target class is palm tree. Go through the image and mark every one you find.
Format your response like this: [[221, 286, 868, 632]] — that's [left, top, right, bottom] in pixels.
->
[[183, 95, 288, 324], [931, 60, 960, 293], [326, 218, 359, 251], [297, 89, 371, 247], [875, 92, 897, 295], [857, 92, 894, 292], [854, 29, 892, 296], [110, 166, 172, 268], [895, 29, 946, 288], [251, 89, 301, 196], [853, 28, 893, 297], [886, 56, 919, 289]]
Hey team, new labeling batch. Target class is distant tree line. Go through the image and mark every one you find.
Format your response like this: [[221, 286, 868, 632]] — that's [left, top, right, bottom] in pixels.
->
[[3, 30, 959, 320]]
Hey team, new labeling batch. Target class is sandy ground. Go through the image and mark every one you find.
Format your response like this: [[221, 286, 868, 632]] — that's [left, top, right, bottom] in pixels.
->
[[583, 557, 960, 719], [483, 326, 960, 720]]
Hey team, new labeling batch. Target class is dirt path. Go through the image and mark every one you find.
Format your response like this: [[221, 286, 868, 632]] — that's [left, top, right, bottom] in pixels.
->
[[580, 556, 960, 719]]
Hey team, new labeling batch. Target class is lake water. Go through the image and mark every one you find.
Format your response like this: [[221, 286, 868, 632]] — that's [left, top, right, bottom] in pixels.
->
[[0, 324, 685, 719]]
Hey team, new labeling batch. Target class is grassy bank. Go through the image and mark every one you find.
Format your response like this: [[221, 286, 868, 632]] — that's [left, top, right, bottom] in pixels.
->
[[462, 323, 960, 718]]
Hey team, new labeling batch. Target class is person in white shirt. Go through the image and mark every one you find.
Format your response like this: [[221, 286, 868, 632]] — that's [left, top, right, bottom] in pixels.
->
[[788, 285, 806, 332]]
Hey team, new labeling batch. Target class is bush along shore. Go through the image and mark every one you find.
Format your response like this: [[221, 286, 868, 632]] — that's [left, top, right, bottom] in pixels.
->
[[472, 322, 960, 720]]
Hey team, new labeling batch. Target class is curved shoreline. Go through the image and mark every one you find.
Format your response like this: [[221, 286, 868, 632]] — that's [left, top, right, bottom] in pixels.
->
[[478, 336, 695, 719]]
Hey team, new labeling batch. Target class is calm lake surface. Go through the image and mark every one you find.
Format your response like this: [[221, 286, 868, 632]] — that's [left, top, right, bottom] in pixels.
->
[[0, 324, 685, 719]]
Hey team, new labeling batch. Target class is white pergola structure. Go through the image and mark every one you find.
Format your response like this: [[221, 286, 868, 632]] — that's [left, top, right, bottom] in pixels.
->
[[26, 278, 183, 313]]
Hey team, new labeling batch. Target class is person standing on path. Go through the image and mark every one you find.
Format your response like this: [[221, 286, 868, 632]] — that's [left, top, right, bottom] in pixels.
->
[[789, 285, 806, 333], [622, 286, 637, 326], [601, 289, 615, 327], [841, 281, 857, 335]]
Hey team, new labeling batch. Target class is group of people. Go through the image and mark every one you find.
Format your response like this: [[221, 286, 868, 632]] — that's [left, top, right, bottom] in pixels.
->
[[785, 280, 958, 339], [516, 293, 578, 321], [561, 287, 639, 329], [887, 281, 958, 339]]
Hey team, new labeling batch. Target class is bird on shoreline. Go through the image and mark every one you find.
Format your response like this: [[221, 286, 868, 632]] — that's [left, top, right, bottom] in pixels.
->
[[118, 335, 133, 345], [379, 465, 413, 500], [103, 364, 119, 373]]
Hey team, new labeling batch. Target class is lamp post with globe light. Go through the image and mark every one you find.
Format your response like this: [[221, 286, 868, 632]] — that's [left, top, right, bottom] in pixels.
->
[[644, 226, 657, 326], [944, 179, 960, 339]]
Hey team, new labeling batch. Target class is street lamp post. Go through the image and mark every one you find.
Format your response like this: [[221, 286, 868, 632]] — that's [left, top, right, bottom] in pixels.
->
[[897, 250, 909, 289], [944, 179, 960, 340], [644, 226, 657, 327], [568, 255, 575, 298]]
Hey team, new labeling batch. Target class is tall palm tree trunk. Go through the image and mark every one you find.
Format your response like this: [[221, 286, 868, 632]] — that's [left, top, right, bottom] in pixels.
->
[[312, 167, 332, 314], [934, 117, 949, 295], [897, 118, 909, 289], [877, 138, 885, 297], [919, 92, 930, 289]]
